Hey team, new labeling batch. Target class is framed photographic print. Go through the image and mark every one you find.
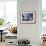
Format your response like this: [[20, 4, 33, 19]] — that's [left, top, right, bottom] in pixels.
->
[[20, 11, 36, 24]]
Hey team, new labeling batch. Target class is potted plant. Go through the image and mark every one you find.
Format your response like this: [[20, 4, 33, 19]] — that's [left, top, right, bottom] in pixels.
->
[[0, 18, 5, 27]]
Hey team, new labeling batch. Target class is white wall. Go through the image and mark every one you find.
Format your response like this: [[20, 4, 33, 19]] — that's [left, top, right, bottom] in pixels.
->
[[17, 0, 42, 46]]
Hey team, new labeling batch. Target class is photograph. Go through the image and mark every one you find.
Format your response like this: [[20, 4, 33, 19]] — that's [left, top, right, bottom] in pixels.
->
[[20, 11, 36, 24]]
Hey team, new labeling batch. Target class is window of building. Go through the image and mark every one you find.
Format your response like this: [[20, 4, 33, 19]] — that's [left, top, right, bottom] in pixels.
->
[[0, 0, 17, 27], [42, 0, 46, 33]]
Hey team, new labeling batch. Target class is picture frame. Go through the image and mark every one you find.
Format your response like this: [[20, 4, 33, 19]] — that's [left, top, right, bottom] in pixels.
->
[[20, 11, 36, 24]]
